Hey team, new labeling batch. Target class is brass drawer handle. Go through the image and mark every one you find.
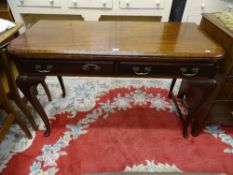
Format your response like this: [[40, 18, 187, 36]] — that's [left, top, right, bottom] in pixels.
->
[[82, 63, 101, 71], [133, 66, 152, 76], [35, 65, 53, 73], [180, 67, 199, 77]]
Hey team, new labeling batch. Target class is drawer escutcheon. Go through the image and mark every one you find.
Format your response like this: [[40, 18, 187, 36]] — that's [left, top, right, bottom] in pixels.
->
[[132, 66, 152, 76], [35, 65, 54, 73], [82, 63, 101, 71], [180, 67, 199, 77]]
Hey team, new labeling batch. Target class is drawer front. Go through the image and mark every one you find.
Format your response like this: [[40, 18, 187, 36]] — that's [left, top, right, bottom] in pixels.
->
[[118, 62, 216, 78], [188, 0, 232, 13], [188, 0, 220, 13], [119, 0, 166, 9], [19, 60, 115, 76], [217, 0, 233, 12], [68, 0, 113, 9], [16, 0, 61, 7]]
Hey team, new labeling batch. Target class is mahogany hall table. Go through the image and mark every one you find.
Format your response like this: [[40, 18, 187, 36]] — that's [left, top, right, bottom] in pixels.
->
[[7, 20, 224, 137]]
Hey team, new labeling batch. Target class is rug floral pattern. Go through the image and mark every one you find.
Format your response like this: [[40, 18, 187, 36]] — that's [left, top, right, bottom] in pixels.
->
[[29, 87, 186, 175], [0, 78, 233, 175]]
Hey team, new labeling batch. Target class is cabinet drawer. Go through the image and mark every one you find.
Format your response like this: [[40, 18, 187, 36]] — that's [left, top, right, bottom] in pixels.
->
[[18, 60, 115, 76], [118, 62, 216, 78], [188, 0, 220, 13], [16, 0, 61, 7], [206, 102, 233, 126], [68, 0, 113, 9], [217, 0, 233, 12], [119, 0, 165, 9]]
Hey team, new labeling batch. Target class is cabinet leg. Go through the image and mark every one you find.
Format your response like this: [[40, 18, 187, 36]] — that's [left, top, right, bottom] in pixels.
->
[[16, 76, 50, 137], [14, 114, 32, 139], [1, 50, 38, 130], [0, 81, 32, 139], [14, 95, 38, 130]]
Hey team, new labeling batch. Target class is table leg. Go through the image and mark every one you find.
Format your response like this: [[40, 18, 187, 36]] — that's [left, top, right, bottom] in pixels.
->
[[169, 78, 177, 98], [41, 80, 52, 102], [57, 76, 66, 97], [191, 100, 213, 137], [191, 118, 206, 136], [16, 76, 50, 137], [169, 90, 188, 138], [168, 78, 189, 138], [178, 79, 217, 137]]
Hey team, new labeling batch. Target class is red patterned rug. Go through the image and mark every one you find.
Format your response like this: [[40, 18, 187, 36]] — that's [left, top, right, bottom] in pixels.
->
[[1, 78, 233, 175]]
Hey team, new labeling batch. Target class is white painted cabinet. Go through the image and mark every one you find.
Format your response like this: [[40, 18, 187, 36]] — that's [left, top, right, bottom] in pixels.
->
[[68, 0, 113, 9], [7, 0, 173, 31], [217, 0, 233, 12], [119, 0, 166, 9], [183, 0, 233, 24], [185, 0, 220, 13], [16, 0, 62, 8]]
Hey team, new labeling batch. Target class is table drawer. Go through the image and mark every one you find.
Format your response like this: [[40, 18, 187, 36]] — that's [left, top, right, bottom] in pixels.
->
[[16, 0, 61, 7], [18, 60, 115, 76], [68, 0, 113, 9], [118, 62, 216, 78], [119, 0, 166, 9]]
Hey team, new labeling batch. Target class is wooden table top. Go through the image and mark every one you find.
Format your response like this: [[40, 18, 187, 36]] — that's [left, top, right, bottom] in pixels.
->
[[0, 23, 23, 45], [8, 20, 224, 62]]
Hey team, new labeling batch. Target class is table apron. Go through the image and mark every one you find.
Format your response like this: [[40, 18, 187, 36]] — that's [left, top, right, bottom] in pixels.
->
[[15, 59, 218, 79]]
